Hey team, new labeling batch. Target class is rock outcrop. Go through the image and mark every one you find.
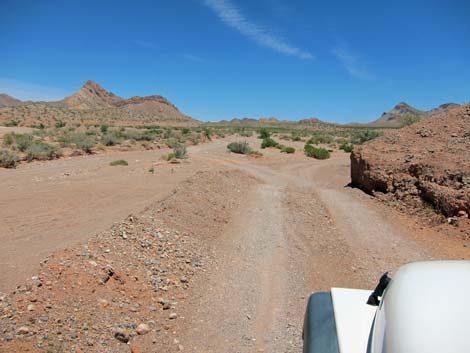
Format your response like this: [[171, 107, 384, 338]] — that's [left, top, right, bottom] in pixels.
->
[[351, 104, 470, 218]]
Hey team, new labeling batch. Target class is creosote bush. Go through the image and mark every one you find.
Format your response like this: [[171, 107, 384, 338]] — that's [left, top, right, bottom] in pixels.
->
[[26, 141, 62, 161], [258, 128, 271, 139], [0, 149, 20, 168], [339, 143, 354, 153], [261, 137, 278, 149], [281, 146, 295, 154], [173, 144, 188, 159], [227, 141, 252, 154], [304, 144, 330, 160], [110, 159, 128, 166]]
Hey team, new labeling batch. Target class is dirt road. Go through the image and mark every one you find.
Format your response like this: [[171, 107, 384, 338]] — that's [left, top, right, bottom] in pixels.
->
[[1, 137, 468, 352], [175, 143, 469, 353]]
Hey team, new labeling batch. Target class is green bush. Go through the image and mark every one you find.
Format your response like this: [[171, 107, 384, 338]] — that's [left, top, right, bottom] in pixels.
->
[[239, 129, 253, 137], [162, 152, 176, 161], [26, 141, 62, 161], [173, 143, 188, 159], [352, 130, 382, 144], [100, 124, 109, 134], [202, 127, 212, 140], [15, 134, 34, 152], [258, 128, 271, 139], [101, 132, 120, 146], [339, 143, 354, 153], [261, 137, 278, 149], [110, 159, 128, 166], [3, 133, 15, 146], [307, 134, 334, 145], [304, 144, 330, 160], [401, 114, 421, 127], [227, 141, 252, 154], [4, 120, 19, 127], [0, 149, 20, 168], [281, 146, 296, 154], [55, 120, 66, 128], [59, 133, 95, 153]]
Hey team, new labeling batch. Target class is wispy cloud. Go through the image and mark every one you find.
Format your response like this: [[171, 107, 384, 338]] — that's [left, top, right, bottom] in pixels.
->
[[332, 45, 374, 80], [133, 40, 155, 48], [0, 79, 70, 101], [203, 0, 313, 60], [182, 54, 206, 63]]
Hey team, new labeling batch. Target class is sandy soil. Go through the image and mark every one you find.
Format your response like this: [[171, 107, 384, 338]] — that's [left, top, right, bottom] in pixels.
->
[[0, 136, 469, 352]]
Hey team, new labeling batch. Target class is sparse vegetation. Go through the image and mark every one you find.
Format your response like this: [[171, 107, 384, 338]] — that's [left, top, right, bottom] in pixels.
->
[[258, 128, 271, 139], [26, 141, 62, 161], [281, 146, 295, 154], [110, 159, 128, 166], [339, 143, 354, 153], [173, 143, 188, 159], [101, 132, 120, 146], [0, 149, 20, 168], [401, 114, 422, 127], [227, 141, 252, 154], [55, 120, 66, 128], [261, 137, 278, 149], [304, 144, 330, 159]]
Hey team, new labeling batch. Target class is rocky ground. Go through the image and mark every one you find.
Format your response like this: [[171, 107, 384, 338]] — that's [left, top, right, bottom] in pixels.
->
[[0, 169, 258, 353], [1, 136, 468, 353], [351, 104, 470, 238]]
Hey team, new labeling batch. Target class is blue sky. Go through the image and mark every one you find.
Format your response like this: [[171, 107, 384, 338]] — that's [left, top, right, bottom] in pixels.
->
[[0, 0, 469, 123]]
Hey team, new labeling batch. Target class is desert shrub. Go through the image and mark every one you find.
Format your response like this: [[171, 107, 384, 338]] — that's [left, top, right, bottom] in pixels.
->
[[258, 128, 271, 139], [59, 133, 95, 153], [161, 152, 176, 161], [26, 141, 62, 161], [101, 132, 120, 146], [352, 129, 382, 144], [0, 149, 20, 168], [339, 143, 354, 153], [275, 144, 285, 150], [15, 133, 34, 152], [3, 133, 15, 146], [188, 132, 201, 145], [239, 129, 253, 137], [304, 144, 330, 160], [281, 146, 295, 154], [73, 134, 95, 153], [227, 141, 252, 154], [100, 124, 109, 134], [181, 127, 190, 135], [401, 114, 421, 127], [4, 120, 19, 127], [110, 159, 128, 166], [55, 120, 66, 128], [173, 143, 188, 159], [307, 134, 334, 145], [261, 137, 278, 149], [202, 127, 212, 140]]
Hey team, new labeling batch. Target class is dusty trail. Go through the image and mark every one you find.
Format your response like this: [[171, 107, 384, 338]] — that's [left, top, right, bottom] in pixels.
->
[[177, 147, 469, 353], [1, 136, 468, 353]]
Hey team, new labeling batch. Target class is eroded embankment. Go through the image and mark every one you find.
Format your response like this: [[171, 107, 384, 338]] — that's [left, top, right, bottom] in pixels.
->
[[0, 169, 259, 353], [351, 105, 470, 233]]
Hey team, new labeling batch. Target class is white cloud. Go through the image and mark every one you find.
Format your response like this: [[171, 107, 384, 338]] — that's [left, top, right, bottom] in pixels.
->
[[332, 45, 374, 80], [182, 54, 206, 63], [133, 40, 155, 48], [203, 0, 313, 60], [0, 79, 70, 101]]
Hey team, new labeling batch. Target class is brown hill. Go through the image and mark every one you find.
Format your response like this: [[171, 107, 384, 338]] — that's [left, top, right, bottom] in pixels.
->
[[351, 104, 470, 224], [368, 102, 461, 127], [0, 80, 197, 126], [0, 94, 22, 108], [59, 80, 122, 110]]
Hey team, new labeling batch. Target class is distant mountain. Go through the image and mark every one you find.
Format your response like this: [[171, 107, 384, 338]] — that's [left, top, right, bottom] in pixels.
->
[[0, 80, 197, 126], [0, 94, 22, 108], [367, 102, 461, 127]]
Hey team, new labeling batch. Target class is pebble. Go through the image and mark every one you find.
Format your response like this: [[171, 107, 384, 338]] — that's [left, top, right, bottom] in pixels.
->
[[17, 326, 30, 335], [169, 312, 178, 320], [27, 304, 35, 311], [114, 328, 130, 343], [136, 323, 150, 335]]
